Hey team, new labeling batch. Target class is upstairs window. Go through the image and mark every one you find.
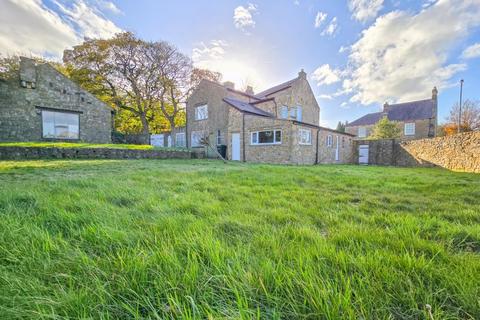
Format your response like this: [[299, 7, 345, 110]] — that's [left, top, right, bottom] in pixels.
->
[[290, 107, 297, 119], [42, 110, 79, 140], [404, 122, 415, 136], [195, 104, 208, 120], [358, 127, 367, 138], [296, 106, 303, 122], [298, 129, 311, 145], [251, 130, 282, 145], [280, 106, 289, 119]]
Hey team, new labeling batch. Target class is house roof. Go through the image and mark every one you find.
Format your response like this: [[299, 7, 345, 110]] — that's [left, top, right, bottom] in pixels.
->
[[292, 120, 356, 136], [347, 99, 436, 127], [255, 78, 297, 98], [223, 97, 273, 117]]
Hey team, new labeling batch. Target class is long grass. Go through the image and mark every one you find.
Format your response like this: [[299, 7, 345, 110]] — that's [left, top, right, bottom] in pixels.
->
[[0, 160, 479, 319]]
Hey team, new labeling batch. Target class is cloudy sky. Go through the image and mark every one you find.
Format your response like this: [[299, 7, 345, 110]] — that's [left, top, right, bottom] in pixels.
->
[[1, 0, 479, 127]]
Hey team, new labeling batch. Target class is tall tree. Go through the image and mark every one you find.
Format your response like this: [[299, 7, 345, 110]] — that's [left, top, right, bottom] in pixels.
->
[[369, 116, 401, 139], [447, 99, 480, 132], [64, 32, 221, 137], [336, 121, 346, 132]]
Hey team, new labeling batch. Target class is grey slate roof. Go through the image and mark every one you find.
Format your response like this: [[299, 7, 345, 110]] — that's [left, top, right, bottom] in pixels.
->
[[347, 99, 436, 126], [223, 97, 273, 117], [255, 78, 296, 98]]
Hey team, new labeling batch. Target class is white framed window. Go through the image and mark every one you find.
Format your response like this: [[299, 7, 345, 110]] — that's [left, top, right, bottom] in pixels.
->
[[191, 131, 203, 147], [296, 106, 303, 122], [298, 128, 311, 145], [290, 107, 297, 119], [404, 122, 415, 136], [42, 110, 79, 139], [195, 104, 208, 120], [280, 106, 288, 119], [175, 133, 186, 147], [251, 130, 282, 145], [326, 134, 333, 147], [358, 127, 367, 138]]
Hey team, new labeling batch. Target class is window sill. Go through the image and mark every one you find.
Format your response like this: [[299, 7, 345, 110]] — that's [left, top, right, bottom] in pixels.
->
[[299, 143, 312, 146], [250, 143, 282, 146]]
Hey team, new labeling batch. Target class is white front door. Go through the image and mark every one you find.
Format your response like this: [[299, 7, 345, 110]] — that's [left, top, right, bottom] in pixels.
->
[[231, 133, 241, 161], [150, 134, 164, 147], [335, 136, 339, 161], [359, 145, 369, 164]]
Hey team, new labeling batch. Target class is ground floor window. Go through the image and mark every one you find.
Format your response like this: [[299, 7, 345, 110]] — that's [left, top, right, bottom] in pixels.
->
[[216, 130, 225, 145], [191, 131, 203, 147], [42, 110, 79, 139], [176, 133, 186, 147], [404, 122, 415, 135], [298, 128, 312, 145], [251, 130, 282, 145], [326, 134, 333, 147]]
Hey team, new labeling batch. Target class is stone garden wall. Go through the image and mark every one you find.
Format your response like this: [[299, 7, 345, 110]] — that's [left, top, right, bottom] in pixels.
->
[[354, 131, 480, 173], [0, 146, 204, 160]]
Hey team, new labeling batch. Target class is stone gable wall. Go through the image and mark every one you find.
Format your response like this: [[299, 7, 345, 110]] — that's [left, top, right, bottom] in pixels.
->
[[0, 61, 111, 143]]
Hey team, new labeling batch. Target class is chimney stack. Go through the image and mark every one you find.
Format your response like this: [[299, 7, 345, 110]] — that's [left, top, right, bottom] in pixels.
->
[[223, 81, 235, 90], [245, 85, 254, 95], [383, 102, 390, 113], [298, 69, 307, 79], [19, 57, 37, 88], [432, 86, 438, 100]]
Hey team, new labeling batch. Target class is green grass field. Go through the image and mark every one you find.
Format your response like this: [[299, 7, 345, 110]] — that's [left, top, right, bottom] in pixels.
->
[[0, 160, 479, 319]]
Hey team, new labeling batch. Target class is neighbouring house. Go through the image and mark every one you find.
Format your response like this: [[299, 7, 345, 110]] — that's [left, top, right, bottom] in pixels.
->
[[345, 88, 438, 140], [186, 70, 355, 164], [0, 57, 112, 143], [150, 127, 186, 148]]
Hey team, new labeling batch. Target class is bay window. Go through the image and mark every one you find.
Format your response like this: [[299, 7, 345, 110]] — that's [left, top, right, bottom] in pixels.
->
[[251, 130, 282, 145]]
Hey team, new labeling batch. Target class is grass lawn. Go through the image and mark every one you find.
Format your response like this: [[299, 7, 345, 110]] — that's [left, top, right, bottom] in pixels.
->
[[0, 141, 187, 151], [0, 160, 479, 319]]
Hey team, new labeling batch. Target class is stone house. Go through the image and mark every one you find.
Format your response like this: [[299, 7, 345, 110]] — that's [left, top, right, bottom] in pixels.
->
[[345, 88, 438, 140], [0, 57, 112, 143], [186, 70, 355, 164]]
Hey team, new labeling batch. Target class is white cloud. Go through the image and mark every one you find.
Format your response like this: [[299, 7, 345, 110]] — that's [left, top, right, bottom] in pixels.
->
[[192, 40, 266, 90], [54, 0, 121, 39], [348, 0, 384, 23], [340, 102, 348, 108], [314, 12, 327, 28], [98, 0, 122, 15], [312, 64, 341, 86], [321, 17, 338, 36], [0, 0, 121, 58], [462, 43, 480, 59], [340, 0, 480, 106], [317, 94, 333, 100], [233, 3, 257, 33], [339, 46, 349, 53]]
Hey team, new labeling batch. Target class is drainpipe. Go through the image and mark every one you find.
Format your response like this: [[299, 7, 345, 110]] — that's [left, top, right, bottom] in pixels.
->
[[315, 129, 320, 164], [185, 107, 189, 148], [242, 113, 246, 162]]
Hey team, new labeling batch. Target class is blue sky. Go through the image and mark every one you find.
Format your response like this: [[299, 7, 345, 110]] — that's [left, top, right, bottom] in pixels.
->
[[1, 0, 480, 128]]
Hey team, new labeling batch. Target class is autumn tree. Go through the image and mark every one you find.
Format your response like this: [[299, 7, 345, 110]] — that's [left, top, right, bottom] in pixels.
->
[[64, 32, 221, 137], [369, 116, 401, 139], [446, 99, 480, 133]]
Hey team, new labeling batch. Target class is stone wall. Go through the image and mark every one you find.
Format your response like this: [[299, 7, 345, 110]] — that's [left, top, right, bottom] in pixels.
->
[[0, 146, 204, 160], [353, 131, 480, 173]]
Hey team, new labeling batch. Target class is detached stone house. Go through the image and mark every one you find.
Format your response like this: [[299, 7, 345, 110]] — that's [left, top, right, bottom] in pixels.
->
[[0, 57, 112, 143], [186, 70, 355, 164], [345, 88, 438, 140]]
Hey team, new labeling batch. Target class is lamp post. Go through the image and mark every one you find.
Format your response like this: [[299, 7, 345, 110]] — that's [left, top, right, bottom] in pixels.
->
[[458, 79, 464, 133]]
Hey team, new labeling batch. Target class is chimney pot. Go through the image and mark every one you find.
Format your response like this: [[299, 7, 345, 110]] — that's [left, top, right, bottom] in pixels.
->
[[298, 69, 307, 79], [383, 101, 389, 113], [245, 85, 254, 95], [432, 86, 438, 100], [223, 81, 235, 90]]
